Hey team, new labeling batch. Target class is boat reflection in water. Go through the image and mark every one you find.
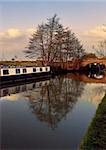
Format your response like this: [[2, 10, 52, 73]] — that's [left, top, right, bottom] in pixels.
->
[[87, 71, 105, 79], [0, 80, 50, 98], [0, 76, 85, 129], [1, 74, 106, 149]]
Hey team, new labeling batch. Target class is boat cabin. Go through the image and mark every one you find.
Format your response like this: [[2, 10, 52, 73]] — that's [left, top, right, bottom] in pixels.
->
[[0, 66, 50, 77]]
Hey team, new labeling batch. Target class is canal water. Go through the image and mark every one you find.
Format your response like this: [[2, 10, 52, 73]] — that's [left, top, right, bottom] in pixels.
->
[[0, 73, 106, 149]]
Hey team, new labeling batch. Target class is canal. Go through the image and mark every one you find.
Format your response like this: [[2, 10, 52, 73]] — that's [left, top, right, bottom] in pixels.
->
[[0, 73, 106, 149]]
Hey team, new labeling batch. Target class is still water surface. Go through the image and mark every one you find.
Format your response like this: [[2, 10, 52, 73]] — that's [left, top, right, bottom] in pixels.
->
[[0, 74, 106, 149]]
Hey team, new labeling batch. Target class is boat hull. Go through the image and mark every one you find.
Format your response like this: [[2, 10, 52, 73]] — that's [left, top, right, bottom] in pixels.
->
[[0, 71, 51, 85]]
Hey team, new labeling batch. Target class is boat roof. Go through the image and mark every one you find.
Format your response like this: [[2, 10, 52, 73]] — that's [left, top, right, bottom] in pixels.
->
[[0, 65, 49, 69]]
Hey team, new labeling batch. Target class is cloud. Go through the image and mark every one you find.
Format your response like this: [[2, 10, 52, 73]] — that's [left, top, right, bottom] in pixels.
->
[[0, 28, 36, 45], [0, 28, 22, 40], [84, 25, 106, 39], [0, 28, 36, 60], [6, 28, 22, 38], [0, 28, 36, 40]]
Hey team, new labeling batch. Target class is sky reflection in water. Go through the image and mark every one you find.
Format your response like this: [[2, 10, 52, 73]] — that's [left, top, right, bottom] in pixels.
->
[[0, 74, 106, 149]]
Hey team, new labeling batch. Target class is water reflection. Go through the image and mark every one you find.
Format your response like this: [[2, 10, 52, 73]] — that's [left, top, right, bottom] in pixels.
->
[[1, 74, 105, 129], [0, 81, 49, 98], [0, 73, 106, 149], [0, 76, 85, 129], [87, 70, 105, 79], [79, 83, 106, 106], [28, 76, 85, 129]]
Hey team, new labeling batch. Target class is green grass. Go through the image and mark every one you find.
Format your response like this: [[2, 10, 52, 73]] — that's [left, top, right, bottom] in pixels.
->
[[80, 94, 106, 150]]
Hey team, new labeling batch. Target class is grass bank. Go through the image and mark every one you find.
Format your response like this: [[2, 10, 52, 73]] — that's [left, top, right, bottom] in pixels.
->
[[80, 94, 106, 150], [0, 61, 38, 66]]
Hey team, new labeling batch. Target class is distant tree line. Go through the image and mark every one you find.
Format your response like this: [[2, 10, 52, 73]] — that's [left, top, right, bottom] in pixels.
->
[[82, 53, 97, 59]]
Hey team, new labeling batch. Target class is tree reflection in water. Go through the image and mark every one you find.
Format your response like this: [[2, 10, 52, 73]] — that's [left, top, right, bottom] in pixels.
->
[[28, 75, 85, 129]]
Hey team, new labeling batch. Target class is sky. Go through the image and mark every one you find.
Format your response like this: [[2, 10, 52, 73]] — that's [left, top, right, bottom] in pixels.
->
[[0, 0, 106, 60]]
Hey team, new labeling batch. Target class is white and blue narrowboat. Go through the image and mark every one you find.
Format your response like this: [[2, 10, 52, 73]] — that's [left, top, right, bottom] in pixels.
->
[[0, 66, 51, 84]]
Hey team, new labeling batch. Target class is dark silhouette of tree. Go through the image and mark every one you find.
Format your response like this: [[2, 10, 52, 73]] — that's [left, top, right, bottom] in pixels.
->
[[24, 15, 85, 64]]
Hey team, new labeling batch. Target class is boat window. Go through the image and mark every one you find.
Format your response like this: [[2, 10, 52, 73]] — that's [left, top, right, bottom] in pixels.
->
[[46, 67, 48, 71], [3, 89, 9, 96], [33, 68, 36, 72], [32, 84, 36, 88], [15, 86, 20, 92], [3, 69, 9, 75], [23, 68, 27, 73], [22, 85, 26, 91], [16, 69, 20, 74], [40, 68, 42, 72]]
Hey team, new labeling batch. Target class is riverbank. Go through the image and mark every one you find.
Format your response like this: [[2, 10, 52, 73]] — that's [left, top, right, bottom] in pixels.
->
[[80, 94, 106, 149], [0, 61, 37, 66]]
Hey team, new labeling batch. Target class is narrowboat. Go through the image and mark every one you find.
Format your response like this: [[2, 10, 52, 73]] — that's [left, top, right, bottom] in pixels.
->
[[0, 80, 50, 98], [0, 66, 51, 84]]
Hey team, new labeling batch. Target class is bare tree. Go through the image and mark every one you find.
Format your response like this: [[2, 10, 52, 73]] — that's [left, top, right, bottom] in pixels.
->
[[93, 25, 106, 58], [24, 15, 85, 64], [95, 40, 106, 58], [62, 29, 84, 61]]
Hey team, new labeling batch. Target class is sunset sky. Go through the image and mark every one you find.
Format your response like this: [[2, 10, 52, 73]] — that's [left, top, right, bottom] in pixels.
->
[[0, 1, 106, 60]]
